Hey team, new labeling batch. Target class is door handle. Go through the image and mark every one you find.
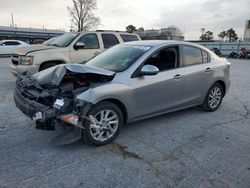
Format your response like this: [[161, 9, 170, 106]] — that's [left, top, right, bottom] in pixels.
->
[[173, 74, 183, 80], [205, 67, 212, 73]]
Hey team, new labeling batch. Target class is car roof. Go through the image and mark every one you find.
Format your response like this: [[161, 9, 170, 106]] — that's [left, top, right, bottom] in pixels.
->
[[120, 40, 210, 51], [74, 31, 139, 35], [0, 40, 26, 43]]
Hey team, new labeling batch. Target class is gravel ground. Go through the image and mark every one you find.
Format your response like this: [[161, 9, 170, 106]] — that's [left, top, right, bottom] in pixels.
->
[[0, 58, 250, 188]]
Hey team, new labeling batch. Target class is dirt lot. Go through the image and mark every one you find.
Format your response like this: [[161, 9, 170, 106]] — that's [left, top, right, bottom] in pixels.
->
[[0, 58, 250, 188]]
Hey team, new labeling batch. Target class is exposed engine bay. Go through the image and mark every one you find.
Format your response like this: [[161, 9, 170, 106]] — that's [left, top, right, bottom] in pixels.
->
[[14, 64, 115, 131]]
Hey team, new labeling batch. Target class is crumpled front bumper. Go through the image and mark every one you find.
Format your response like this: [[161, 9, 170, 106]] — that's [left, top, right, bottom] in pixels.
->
[[14, 88, 58, 122]]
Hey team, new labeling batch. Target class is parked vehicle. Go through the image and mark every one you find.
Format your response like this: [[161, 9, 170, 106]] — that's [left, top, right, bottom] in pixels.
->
[[10, 31, 141, 76], [210, 48, 221, 56], [14, 41, 230, 146], [238, 48, 250, 59], [42, 37, 58, 45], [0, 40, 29, 56], [228, 51, 238, 58]]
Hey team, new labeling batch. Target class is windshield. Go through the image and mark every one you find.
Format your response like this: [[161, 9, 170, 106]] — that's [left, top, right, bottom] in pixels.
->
[[48, 33, 79, 47], [85, 45, 151, 72], [43, 37, 57, 45]]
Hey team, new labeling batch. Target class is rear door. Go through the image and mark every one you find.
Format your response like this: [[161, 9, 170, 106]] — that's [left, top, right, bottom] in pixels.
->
[[181, 45, 212, 106], [101, 33, 120, 49]]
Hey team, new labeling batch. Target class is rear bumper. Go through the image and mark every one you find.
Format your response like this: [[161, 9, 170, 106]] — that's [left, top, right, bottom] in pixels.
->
[[14, 88, 57, 122]]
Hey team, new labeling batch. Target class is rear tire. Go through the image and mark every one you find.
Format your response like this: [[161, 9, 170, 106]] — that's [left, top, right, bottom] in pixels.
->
[[82, 102, 123, 146], [201, 83, 224, 112], [40, 62, 58, 71]]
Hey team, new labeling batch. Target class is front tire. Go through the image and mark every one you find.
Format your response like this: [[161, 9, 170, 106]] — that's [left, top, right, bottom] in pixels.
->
[[201, 83, 224, 112], [83, 102, 123, 146], [40, 62, 58, 71]]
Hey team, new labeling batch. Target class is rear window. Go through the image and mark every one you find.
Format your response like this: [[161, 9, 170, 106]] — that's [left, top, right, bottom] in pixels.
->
[[183, 46, 203, 66], [101, 34, 120, 49], [120, 34, 139, 42]]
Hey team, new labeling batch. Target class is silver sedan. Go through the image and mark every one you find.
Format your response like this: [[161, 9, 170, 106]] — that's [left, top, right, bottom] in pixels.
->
[[14, 41, 230, 146]]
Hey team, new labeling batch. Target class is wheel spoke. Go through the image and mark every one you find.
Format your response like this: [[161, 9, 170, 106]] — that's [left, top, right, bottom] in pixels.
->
[[106, 130, 111, 138], [209, 94, 214, 99], [104, 110, 111, 119], [97, 131, 105, 141], [89, 115, 99, 125], [90, 124, 101, 130], [92, 131, 99, 138], [107, 115, 116, 121], [90, 109, 119, 142], [107, 125, 115, 134], [100, 111, 105, 122]]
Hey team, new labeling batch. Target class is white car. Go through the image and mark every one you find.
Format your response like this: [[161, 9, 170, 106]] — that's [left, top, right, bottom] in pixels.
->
[[0, 40, 29, 56], [10, 31, 141, 76]]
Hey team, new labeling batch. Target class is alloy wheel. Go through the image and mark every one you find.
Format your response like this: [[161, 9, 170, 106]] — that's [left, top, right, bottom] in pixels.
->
[[208, 87, 222, 109], [89, 110, 119, 142]]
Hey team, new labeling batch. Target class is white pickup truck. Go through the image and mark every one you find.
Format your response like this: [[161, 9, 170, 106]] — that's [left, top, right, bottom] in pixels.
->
[[10, 31, 140, 76]]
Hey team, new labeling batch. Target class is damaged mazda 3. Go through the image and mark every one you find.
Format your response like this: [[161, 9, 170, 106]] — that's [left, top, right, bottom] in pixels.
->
[[14, 41, 230, 146]]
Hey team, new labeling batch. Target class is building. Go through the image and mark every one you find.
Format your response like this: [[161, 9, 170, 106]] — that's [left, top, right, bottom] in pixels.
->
[[0, 26, 64, 44], [243, 20, 250, 42], [136, 25, 184, 41]]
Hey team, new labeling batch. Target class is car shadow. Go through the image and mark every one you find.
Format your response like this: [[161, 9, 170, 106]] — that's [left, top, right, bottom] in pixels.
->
[[54, 106, 204, 149]]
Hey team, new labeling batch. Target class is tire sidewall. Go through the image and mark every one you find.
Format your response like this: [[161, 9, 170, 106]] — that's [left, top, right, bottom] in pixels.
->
[[40, 62, 58, 71], [83, 102, 123, 146], [204, 83, 224, 111]]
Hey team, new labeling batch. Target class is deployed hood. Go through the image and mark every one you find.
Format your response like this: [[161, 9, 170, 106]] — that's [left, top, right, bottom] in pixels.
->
[[13, 44, 56, 56], [32, 64, 115, 86]]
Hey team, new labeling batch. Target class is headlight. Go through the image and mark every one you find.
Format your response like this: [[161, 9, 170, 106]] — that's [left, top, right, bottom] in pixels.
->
[[19, 56, 34, 65]]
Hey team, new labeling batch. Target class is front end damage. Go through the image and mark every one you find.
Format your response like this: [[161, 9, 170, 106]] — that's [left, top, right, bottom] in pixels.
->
[[14, 64, 115, 141]]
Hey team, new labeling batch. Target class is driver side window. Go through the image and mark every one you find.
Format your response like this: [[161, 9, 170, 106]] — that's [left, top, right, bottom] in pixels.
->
[[77, 34, 99, 49], [144, 46, 179, 71]]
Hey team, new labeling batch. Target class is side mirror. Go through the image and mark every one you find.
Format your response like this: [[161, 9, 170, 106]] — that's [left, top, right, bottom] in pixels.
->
[[74, 42, 85, 50], [140, 65, 159, 76]]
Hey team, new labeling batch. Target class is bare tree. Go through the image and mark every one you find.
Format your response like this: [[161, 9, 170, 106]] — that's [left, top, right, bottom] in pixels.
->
[[68, 0, 101, 32]]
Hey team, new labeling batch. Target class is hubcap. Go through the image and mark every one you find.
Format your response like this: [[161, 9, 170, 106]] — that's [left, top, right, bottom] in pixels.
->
[[208, 87, 222, 109], [89, 110, 119, 142]]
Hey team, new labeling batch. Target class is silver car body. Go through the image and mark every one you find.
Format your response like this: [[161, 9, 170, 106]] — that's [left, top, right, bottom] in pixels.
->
[[76, 40, 230, 123]]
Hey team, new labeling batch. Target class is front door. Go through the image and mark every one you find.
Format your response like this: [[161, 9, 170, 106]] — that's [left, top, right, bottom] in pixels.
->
[[131, 46, 185, 119], [69, 33, 102, 64]]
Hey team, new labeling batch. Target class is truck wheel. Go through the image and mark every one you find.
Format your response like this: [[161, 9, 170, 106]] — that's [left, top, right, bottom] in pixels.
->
[[82, 102, 123, 146], [40, 62, 58, 71]]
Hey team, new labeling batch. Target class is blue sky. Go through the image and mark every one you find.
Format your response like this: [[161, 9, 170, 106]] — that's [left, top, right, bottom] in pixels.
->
[[0, 0, 249, 40]]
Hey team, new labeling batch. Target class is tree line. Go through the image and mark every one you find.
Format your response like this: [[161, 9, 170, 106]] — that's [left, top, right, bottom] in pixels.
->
[[67, 0, 240, 42], [200, 28, 239, 42]]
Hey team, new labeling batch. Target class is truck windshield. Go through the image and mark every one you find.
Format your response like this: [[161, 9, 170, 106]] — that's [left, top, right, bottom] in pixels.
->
[[85, 45, 151, 72], [48, 33, 79, 47]]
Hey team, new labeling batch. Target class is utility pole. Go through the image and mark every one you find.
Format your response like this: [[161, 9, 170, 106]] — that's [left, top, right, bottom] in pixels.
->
[[11, 13, 15, 28]]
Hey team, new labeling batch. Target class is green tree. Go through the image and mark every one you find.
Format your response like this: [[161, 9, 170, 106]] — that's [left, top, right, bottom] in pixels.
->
[[226, 28, 238, 42], [138, 27, 144, 32], [126, 25, 137, 33], [218, 31, 227, 41], [200, 31, 214, 41]]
